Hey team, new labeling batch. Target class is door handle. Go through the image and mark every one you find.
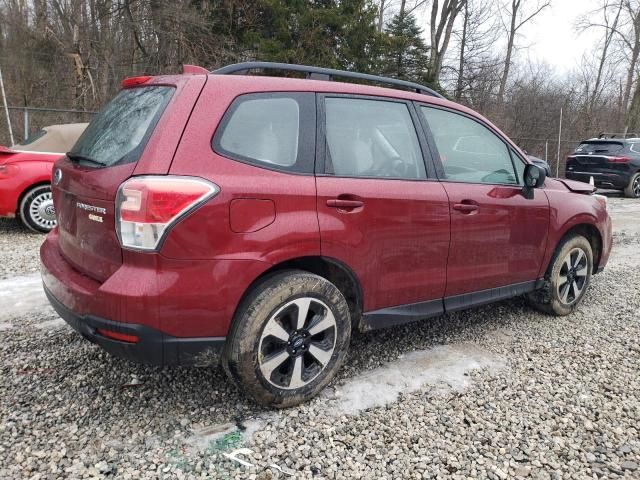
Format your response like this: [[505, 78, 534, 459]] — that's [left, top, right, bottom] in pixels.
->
[[327, 199, 364, 209], [453, 203, 479, 213]]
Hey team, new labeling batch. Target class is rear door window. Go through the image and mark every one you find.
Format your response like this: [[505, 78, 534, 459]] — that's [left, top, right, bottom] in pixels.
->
[[213, 93, 315, 174], [69, 86, 173, 168], [574, 142, 624, 154]]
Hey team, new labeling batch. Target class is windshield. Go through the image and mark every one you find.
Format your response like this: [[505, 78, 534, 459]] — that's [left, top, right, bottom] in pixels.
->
[[69, 86, 173, 167], [574, 141, 624, 155]]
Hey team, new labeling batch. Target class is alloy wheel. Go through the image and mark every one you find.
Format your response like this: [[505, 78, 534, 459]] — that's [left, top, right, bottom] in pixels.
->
[[633, 175, 640, 198], [556, 247, 589, 305], [28, 191, 56, 230], [258, 297, 337, 390]]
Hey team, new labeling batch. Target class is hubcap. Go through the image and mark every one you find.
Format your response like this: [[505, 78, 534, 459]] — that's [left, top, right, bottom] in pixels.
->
[[557, 248, 589, 305], [258, 297, 337, 390], [633, 176, 640, 197], [29, 191, 56, 230]]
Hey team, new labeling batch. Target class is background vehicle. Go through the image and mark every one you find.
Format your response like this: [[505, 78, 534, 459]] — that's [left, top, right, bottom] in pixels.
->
[[40, 63, 612, 407], [566, 135, 640, 198], [527, 154, 551, 176], [0, 123, 88, 232]]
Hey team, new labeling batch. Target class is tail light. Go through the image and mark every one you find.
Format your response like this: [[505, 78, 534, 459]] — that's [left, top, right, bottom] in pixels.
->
[[607, 156, 630, 163], [116, 176, 219, 251]]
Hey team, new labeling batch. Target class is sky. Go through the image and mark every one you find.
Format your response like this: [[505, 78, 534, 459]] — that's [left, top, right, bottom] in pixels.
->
[[520, 0, 604, 73]]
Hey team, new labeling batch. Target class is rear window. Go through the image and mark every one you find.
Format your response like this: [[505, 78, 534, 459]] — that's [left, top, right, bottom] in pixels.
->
[[574, 142, 624, 155], [68, 86, 173, 168], [212, 92, 316, 174]]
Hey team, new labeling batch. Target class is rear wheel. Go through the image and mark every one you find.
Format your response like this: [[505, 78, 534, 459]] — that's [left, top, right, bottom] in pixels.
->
[[527, 235, 593, 316], [222, 270, 351, 407], [623, 172, 640, 198], [19, 184, 56, 233]]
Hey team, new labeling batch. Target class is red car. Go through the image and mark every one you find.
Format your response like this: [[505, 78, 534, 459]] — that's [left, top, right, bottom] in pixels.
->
[[0, 123, 87, 232], [40, 63, 612, 407]]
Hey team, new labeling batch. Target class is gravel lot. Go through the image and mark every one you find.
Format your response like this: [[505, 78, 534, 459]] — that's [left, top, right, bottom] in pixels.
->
[[0, 197, 639, 479]]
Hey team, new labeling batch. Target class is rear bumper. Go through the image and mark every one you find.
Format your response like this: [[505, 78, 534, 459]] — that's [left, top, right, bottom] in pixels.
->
[[44, 285, 225, 365], [40, 230, 271, 365], [566, 171, 630, 189]]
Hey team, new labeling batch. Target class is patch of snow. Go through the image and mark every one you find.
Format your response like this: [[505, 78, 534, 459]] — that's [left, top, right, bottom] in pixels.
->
[[325, 344, 503, 415], [0, 274, 50, 320], [35, 318, 66, 330]]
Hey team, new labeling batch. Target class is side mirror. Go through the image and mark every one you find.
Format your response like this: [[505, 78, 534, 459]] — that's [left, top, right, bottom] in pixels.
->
[[522, 164, 546, 199]]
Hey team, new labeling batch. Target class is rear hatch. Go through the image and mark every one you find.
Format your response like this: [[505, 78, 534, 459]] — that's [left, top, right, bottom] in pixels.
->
[[52, 76, 206, 282], [568, 141, 625, 169]]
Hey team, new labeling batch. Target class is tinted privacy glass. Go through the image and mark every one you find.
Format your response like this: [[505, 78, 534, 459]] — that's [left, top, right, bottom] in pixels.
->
[[324, 98, 426, 179], [420, 107, 519, 185], [574, 142, 624, 154], [69, 86, 173, 167], [218, 97, 300, 168]]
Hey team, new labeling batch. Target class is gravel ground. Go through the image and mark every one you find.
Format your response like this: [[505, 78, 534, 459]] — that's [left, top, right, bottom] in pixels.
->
[[0, 219, 44, 280], [0, 197, 639, 479]]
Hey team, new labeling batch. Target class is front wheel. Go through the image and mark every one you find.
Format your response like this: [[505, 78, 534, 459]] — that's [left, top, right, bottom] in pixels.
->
[[222, 270, 351, 407], [623, 172, 640, 198], [527, 235, 593, 316], [19, 184, 56, 233]]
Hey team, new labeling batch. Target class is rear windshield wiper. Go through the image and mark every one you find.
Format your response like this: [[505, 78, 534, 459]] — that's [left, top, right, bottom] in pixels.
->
[[66, 152, 107, 167]]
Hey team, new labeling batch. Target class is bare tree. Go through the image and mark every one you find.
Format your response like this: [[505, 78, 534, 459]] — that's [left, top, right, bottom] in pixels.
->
[[497, 0, 550, 104], [453, 0, 498, 101], [425, 0, 467, 85], [578, 0, 640, 129], [576, 0, 624, 126]]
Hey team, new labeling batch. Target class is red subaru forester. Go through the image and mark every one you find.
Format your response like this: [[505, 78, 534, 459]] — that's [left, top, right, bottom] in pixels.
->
[[41, 63, 612, 407]]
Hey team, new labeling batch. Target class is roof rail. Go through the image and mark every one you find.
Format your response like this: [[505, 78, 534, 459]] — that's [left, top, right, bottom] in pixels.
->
[[211, 62, 445, 99], [597, 131, 639, 139]]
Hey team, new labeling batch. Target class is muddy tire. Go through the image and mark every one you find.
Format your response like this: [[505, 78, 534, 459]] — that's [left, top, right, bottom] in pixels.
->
[[222, 270, 351, 408], [623, 172, 640, 198], [527, 235, 593, 316], [19, 184, 56, 233]]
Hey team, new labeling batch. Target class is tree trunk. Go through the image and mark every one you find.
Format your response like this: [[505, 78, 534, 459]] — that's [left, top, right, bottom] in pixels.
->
[[622, 5, 640, 128], [627, 80, 640, 131], [377, 0, 386, 32], [454, 2, 469, 100], [498, 0, 519, 105]]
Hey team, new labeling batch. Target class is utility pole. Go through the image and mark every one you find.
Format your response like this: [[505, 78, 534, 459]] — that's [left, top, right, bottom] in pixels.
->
[[0, 65, 14, 146], [556, 107, 563, 178]]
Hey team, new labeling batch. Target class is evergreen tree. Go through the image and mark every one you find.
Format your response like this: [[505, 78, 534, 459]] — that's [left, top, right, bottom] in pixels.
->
[[381, 12, 430, 83], [242, 0, 381, 73]]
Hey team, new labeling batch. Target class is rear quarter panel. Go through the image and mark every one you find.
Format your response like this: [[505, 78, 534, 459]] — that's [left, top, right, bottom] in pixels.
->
[[0, 153, 58, 216], [163, 77, 320, 265]]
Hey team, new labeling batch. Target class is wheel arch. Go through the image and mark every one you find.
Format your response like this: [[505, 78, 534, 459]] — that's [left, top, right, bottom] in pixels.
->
[[232, 256, 363, 329], [552, 222, 603, 275], [16, 181, 51, 216]]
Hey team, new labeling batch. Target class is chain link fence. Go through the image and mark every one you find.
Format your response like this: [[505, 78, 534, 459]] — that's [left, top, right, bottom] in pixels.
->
[[510, 137, 584, 177]]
